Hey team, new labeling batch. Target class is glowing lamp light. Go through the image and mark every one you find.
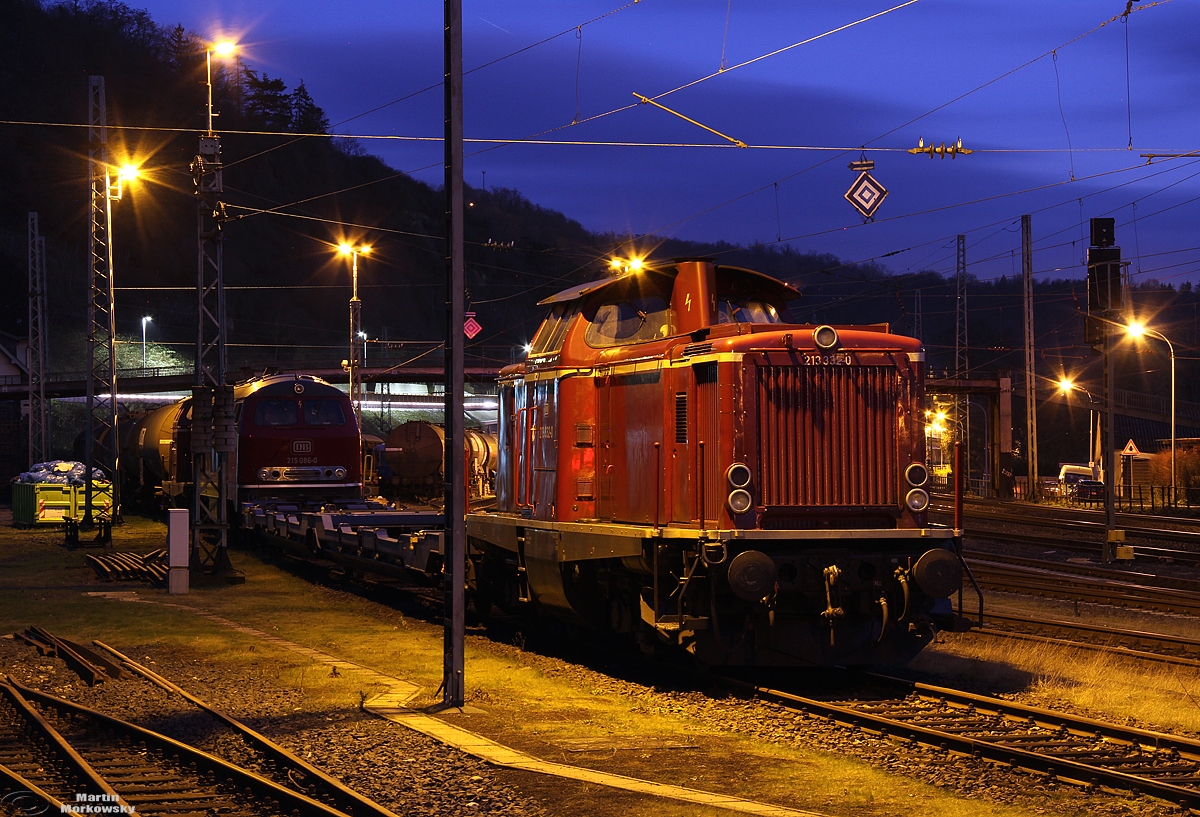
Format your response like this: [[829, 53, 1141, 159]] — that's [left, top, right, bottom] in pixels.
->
[[1058, 378, 1074, 393], [629, 258, 644, 271], [214, 41, 236, 56], [118, 164, 140, 181], [1127, 322, 1146, 338]]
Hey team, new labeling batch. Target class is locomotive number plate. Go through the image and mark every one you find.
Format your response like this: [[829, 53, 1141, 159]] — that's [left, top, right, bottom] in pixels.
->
[[803, 353, 851, 365]]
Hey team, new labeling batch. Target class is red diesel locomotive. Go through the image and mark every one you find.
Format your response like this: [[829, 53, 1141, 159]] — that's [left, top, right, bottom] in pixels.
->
[[119, 373, 362, 509], [466, 258, 966, 667]]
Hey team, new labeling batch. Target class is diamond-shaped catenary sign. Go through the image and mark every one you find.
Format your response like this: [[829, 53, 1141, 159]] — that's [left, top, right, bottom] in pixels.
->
[[844, 171, 888, 220], [463, 313, 482, 339]]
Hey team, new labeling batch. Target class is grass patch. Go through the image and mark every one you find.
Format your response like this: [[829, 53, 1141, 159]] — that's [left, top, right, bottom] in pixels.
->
[[914, 630, 1200, 735]]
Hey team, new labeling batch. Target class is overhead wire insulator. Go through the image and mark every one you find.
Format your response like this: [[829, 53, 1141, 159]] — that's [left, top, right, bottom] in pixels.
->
[[908, 136, 974, 159]]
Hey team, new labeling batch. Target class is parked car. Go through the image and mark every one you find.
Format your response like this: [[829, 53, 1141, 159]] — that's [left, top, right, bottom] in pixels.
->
[[1073, 480, 1104, 501]]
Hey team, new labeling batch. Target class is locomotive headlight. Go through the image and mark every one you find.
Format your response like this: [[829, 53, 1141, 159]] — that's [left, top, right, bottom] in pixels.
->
[[259, 467, 270, 480], [905, 488, 931, 512], [726, 462, 752, 489], [813, 325, 839, 350], [727, 488, 753, 515], [905, 462, 929, 487], [334, 467, 346, 479]]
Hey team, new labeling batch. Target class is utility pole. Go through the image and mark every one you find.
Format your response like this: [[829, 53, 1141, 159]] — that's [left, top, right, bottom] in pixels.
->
[[28, 213, 49, 466], [912, 289, 922, 344], [84, 76, 119, 533], [1021, 215, 1038, 501], [442, 0, 466, 709]]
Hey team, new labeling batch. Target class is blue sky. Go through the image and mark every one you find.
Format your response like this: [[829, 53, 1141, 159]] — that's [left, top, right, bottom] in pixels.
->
[[136, 0, 1200, 288]]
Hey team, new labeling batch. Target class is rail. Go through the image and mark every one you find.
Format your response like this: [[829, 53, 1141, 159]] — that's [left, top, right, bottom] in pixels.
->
[[734, 673, 1200, 810]]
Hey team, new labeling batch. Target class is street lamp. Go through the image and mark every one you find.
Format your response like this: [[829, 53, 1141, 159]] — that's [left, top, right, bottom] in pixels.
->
[[141, 316, 152, 372], [206, 41, 236, 136], [338, 243, 371, 477], [1127, 322, 1176, 499], [1058, 378, 1101, 481]]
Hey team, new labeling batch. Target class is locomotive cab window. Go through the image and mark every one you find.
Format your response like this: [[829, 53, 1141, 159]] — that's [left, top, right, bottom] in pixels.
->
[[585, 295, 673, 348], [716, 298, 783, 325], [302, 399, 346, 426], [254, 398, 299, 427], [529, 304, 579, 355]]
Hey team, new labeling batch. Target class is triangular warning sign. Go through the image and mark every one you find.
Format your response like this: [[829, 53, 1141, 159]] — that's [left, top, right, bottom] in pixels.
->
[[1121, 439, 1141, 456]]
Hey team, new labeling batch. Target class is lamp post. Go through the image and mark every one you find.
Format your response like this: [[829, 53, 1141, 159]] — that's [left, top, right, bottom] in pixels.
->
[[339, 243, 371, 477], [206, 41, 236, 137], [141, 316, 152, 372], [1058, 378, 1101, 481], [1128, 322, 1176, 499]]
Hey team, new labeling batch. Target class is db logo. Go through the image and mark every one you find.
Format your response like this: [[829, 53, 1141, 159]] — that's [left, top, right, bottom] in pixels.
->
[[292, 440, 313, 454]]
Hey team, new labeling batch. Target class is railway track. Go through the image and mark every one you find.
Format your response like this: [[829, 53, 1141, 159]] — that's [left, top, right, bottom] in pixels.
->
[[965, 557, 1200, 616], [0, 678, 382, 817], [735, 674, 1200, 812], [933, 500, 1200, 556], [976, 610, 1200, 665], [91, 640, 401, 817], [932, 506, 1200, 566]]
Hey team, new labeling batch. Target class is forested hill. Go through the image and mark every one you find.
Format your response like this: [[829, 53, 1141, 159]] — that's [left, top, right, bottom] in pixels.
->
[[1, 0, 1197, 405]]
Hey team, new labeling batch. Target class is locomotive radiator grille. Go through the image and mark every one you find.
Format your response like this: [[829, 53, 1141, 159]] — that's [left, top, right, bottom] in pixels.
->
[[755, 364, 898, 507]]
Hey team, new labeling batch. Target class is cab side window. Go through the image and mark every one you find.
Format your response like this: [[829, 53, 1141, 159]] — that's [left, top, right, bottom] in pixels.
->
[[529, 304, 579, 355]]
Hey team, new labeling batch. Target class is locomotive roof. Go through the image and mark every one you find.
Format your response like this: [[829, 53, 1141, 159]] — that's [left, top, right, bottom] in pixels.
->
[[233, 373, 344, 399], [537, 262, 800, 307]]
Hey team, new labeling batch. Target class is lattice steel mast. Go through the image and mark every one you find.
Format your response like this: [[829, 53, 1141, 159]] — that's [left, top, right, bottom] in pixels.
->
[[1022, 215, 1039, 500], [189, 49, 237, 577], [28, 213, 49, 466], [84, 76, 119, 528], [955, 235, 969, 460]]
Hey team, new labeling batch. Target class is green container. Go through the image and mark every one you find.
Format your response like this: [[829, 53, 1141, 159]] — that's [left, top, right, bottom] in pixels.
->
[[12, 482, 76, 525]]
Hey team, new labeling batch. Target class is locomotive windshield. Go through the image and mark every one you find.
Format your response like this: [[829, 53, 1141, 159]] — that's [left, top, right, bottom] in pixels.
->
[[302, 399, 347, 426], [254, 398, 299, 427], [252, 398, 347, 427], [585, 295, 673, 348], [716, 298, 782, 324]]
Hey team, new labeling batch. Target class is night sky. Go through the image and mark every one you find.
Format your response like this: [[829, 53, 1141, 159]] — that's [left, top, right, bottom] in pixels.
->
[[135, 0, 1200, 289]]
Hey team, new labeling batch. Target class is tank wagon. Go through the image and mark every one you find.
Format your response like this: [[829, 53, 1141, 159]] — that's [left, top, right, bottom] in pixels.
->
[[465, 258, 969, 667], [119, 373, 361, 509], [375, 421, 498, 503]]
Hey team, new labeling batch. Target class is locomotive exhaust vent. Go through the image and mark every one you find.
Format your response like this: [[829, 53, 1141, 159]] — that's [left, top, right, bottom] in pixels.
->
[[576, 478, 594, 499], [675, 393, 688, 443]]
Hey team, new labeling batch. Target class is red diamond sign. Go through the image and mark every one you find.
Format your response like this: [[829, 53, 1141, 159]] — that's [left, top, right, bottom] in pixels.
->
[[464, 313, 482, 339]]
